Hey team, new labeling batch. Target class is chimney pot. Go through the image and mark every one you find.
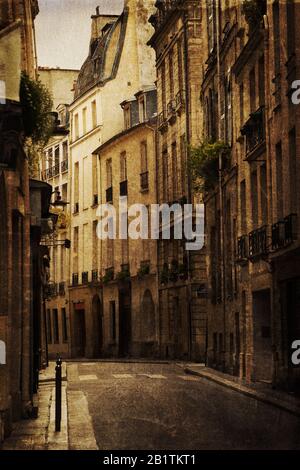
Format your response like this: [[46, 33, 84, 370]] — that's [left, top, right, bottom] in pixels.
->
[[96, 6, 100, 15]]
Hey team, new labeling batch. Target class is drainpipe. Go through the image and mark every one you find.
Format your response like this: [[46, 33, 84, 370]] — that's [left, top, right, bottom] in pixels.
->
[[216, 0, 227, 371], [183, 7, 193, 361]]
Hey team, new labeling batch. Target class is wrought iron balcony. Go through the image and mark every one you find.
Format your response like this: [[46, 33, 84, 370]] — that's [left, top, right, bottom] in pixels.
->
[[272, 213, 297, 251], [158, 110, 168, 132], [72, 273, 78, 286], [167, 99, 176, 123], [82, 271, 89, 284], [120, 180, 128, 197], [106, 186, 113, 203], [140, 171, 149, 191], [61, 159, 68, 173], [249, 225, 268, 259], [236, 235, 248, 263], [241, 106, 265, 156]]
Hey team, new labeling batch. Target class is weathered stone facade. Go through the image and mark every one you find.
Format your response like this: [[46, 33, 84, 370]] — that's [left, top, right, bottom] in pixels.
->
[[148, 0, 207, 361], [202, 0, 300, 392], [0, 0, 39, 442]]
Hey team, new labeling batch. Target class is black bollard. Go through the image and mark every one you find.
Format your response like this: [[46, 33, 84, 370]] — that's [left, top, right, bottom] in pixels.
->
[[55, 356, 62, 432]]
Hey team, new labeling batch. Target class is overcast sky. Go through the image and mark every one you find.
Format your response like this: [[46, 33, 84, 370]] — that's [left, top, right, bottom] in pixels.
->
[[36, 0, 124, 70]]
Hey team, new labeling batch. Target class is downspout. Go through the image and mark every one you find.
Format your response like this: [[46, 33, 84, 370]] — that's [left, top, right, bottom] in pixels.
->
[[183, 7, 193, 361], [216, 0, 227, 371]]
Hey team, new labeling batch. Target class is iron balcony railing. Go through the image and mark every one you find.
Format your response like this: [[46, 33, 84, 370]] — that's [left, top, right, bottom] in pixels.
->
[[249, 225, 268, 259], [120, 180, 128, 197], [140, 171, 149, 191], [241, 106, 265, 155], [272, 213, 297, 251], [175, 89, 185, 111]]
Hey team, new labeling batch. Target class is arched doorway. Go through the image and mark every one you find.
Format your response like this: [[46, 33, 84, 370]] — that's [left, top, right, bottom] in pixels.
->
[[141, 290, 156, 357], [92, 295, 103, 358]]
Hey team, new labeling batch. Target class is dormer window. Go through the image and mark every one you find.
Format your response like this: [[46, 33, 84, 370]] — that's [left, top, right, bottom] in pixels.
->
[[139, 96, 146, 123], [124, 105, 131, 129]]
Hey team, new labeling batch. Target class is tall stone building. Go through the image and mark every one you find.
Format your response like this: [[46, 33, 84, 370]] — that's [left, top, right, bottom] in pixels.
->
[[93, 88, 158, 358], [68, 0, 157, 358], [202, 0, 300, 392], [148, 0, 207, 361], [0, 0, 40, 442]]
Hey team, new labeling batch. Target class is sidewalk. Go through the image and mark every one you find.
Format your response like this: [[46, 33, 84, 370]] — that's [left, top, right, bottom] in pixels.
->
[[177, 363, 300, 417], [1, 363, 68, 450]]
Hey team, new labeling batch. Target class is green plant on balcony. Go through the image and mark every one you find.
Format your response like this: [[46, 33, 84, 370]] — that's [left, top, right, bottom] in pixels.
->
[[178, 262, 188, 280], [116, 266, 130, 281], [188, 140, 231, 192], [102, 268, 114, 284], [160, 263, 169, 285], [20, 72, 53, 177], [137, 263, 150, 278], [241, 0, 266, 31]]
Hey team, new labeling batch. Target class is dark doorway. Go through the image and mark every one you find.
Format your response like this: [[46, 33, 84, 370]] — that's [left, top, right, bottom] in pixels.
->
[[74, 309, 86, 357], [92, 295, 103, 358], [119, 287, 131, 357], [252, 290, 272, 383]]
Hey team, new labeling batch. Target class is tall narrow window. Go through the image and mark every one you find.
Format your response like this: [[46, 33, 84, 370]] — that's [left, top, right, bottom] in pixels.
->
[[240, 180, 246, 233], [162, 147, 169, 201], [161, 62, 166, 115], [239, 83, 244, 127], [91, 100, 97, 128], [82, 107, 87, 134], [61, 308, 68, 342], [73, 226, 79, 273], [141, 141, 148, 173], [251, 170, 258, 228], [92, 220, 98, 270], [92, 157, 98, 205], [177, 39, 183, 92], [249, 67, 256, 113], [169, 51, 174, 99], [47, 309, 52, 344], [289, 127, 297, 213], [74, 161, 79, 211], [53, 309, 59, 344], [120, 151, 127, 181], [172, 142, 178, 200], [106, 159, 112, 188], [260, 164, 267, 222], [48, 148, 53, 169], [276, 142, 283, 218], [74, 113, 79, 140]]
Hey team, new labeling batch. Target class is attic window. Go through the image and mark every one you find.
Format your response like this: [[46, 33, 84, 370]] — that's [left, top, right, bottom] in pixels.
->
[[124, 105, 131, 130]]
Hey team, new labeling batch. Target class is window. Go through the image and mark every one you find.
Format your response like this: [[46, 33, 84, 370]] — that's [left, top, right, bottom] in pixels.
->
[[61, 308, 68, 342], [73, 227, 79, 273], [161, 62, 166, 114], [240, 180, 246, 233], [62, 183, 67, 202], [62, 141, 68, 161], [207, 0, 216, 53], [93, 220, 98, 270], [120, 151, 127, 181], [92, 157, 98, 205], [251, 171, 258, 228], [276, 142, 283, 218], [107, 233, 114, 268], [110, 301, 116, 341], [139, 97, 146, 123], [172, 142, 178, 200], [74, 161, 79, 209], [258, 55, 265, 107], [83, 156, 89, 209], [249, 67, 256, 113], [162, 147, 169, 201], [289, 127, 297, 213], [169, 51, 174, 99], [177, 39, 184, 92], [60, 244, 65, 281], [48, 148, 53, 169], [74, 113, 79, 140], [91, 100, 97, 128], [47, 309, 52, 344], [53, 309, 59, 343], [260, 164, 267, 222], [273, 1, 280, 78], [239, 83, 244, 127], [225, 77, 232, 144], [140, 141, 148, 173], [82, 107, 87, 134], [55, 146, 59, 166], [106, 159, 112, 188], [124, 105, 131, 129]]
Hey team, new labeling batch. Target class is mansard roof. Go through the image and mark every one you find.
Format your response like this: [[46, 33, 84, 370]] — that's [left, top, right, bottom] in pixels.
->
[[74, 9, 128, 101]]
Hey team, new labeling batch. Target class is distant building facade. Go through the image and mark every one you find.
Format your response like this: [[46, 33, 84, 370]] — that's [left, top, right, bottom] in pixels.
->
[[67, 0, 156, 359]]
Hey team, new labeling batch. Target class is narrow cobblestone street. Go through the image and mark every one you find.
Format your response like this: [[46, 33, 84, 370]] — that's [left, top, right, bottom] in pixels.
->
[[3, 361, 300, 450]]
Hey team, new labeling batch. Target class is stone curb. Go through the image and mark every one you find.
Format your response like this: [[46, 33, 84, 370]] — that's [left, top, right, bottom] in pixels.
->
[[176, 363, 300, 418]]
